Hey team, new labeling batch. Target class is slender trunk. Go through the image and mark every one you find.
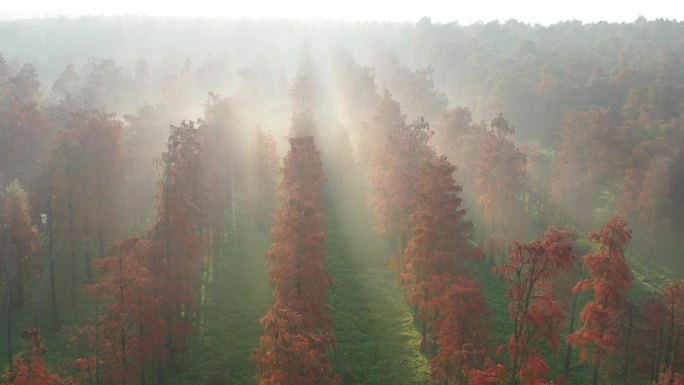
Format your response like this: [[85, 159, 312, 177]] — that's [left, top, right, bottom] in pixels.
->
[[673, 328, 681, 374], [13, 252, 23, 309], [593, 345, 602, 385], [651, 331, 659, 381], [592, 363, 600, 385], [98, 223, 104, 261], [118, 252, 127, 385], [67, 160, 77, 305], [666, 303, 675, 369], [156, 358, 164, 385], [622, 305, 633, 385], [565, 264, 583, 376], [95, 301, 101, 385], [655, 319, 664, 380], [5, 222, 13, 368], [511, 357, 519, 385], [48, 170, 61, 330], [139, 298, 146, 385], [84, 198, 93, 283]]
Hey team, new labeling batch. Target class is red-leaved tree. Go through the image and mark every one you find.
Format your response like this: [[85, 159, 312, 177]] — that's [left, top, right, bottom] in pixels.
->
[[82, 237, 165, 385], [253, 136, 339, 385], [147, 120, 206, 372], [0, 180, 38, 310], [430, 277, 489, 385], [495, 228, 576, 385], [568, 216, 633, 385], [401, 155, 473, 351], [645, 279, 684, 381], [3, 328, 64, 385], [368, 93, 434, 258]]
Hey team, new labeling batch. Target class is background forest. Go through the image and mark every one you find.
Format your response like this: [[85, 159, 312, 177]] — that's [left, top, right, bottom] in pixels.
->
[[0, 16, 683, 385]]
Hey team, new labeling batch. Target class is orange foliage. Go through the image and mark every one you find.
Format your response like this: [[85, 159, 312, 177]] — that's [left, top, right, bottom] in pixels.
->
[[3, 328, 64, 385], [368, 93, 434, 244], [0, 180, 39, 309], [468, 358, 509, 385], [495, 228, 576, 385], [81, 237, 165, 385], [474, 114, 526, 239], [253, 136, 339, 385], [568, 217, 632, 382], [430, 277, 489, 385], [147, 120, 206, 354]]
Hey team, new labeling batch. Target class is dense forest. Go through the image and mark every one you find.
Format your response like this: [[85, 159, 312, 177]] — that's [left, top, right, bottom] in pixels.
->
[[0, 16, 683, 385]]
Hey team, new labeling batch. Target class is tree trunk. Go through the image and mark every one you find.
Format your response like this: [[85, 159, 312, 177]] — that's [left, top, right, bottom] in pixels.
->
[[565, 264, 583, 376], [5, 222, 13, 368], [95, 301, 101, 385], [67, 162, 77, 306], [13, 252, 23, 309], [48, 171, 61, 330], [592, 362, 600, 385], [622, 305, 633, 385], [84, 205, 93, 283]]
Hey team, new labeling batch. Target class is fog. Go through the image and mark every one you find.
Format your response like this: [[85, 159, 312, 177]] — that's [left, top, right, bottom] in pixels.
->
[[1, 15, 683, 385]]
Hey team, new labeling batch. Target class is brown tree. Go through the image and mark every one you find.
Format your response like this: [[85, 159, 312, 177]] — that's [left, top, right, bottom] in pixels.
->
[[495, 228, 576, 385], [0, 180, 38, 310], [3, 328, 64, 385], [147, 120, 206, 374], [401, 155, 473, 351], [253, 136, 339, 385], [568, 217, 633, 385]]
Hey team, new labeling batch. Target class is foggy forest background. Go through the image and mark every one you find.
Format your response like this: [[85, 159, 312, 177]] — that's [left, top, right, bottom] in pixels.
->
[[0, 16, 684, 385]]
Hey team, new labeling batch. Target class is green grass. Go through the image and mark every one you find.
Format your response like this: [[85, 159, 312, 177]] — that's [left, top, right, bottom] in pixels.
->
[[325, 170, 431, 384], [0, 242, 101, 373], [166, 223, 272, 385]]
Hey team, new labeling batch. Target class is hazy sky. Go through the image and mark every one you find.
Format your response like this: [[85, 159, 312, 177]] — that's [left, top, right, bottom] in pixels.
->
[[0, 0, 681, 25]]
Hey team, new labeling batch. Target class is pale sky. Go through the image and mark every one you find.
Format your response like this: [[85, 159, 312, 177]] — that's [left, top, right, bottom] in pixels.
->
[[0, 0, 682, 25]]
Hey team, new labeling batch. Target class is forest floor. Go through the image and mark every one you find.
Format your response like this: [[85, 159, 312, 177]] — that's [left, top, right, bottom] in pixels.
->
[[324, 167, 431, 385]]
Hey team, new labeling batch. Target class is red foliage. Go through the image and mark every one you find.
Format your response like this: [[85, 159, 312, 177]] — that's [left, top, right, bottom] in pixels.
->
[[645, 280, 684, 380], [468, 358, 510, 385], [3, 328, 64, 385], [495, 228, 576, 385], [147, 120, 206, 355], [69, 109, 125, 243], [637, 156, 672, 228], [254, 306, 338, 385], [402, 156, 470, 303], [82, 237, 165, 385], [253, 136, 339, 384], [268, 137, 331, 329], [367, 93, 434, 246], [430, 277, 489, 385], [0, 67, 51, 183], [401, 155, 477, 352], [568, 216, 632, 382], [0, 180, 39, 309], [474, 115, 527, 240], [47, 109, 125, 284], [653, 369, 684, 385], [552, 107, 628, 226]]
